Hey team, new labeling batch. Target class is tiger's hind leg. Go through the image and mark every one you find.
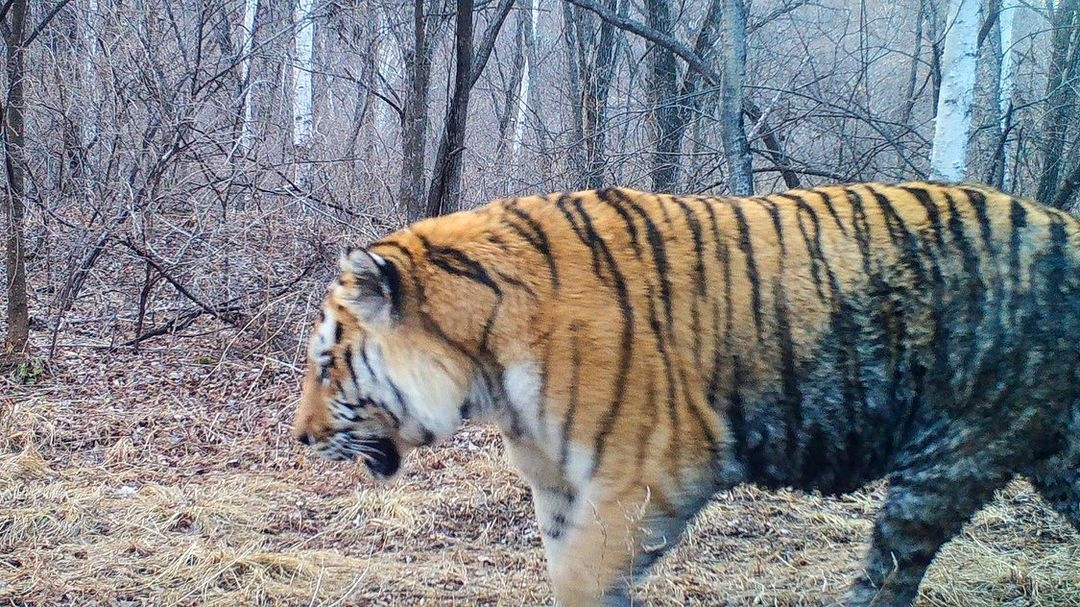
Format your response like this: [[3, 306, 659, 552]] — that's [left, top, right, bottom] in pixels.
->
[[1026, 408, 1080, 530], [848, 462, 1013, 607]]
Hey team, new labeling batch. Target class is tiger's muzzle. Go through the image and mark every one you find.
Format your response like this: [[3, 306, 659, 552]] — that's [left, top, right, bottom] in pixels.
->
[[296, 428, 402, 479]]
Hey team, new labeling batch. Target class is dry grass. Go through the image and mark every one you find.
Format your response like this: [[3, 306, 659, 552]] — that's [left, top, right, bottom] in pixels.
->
[[2, 337, 1078, 607]]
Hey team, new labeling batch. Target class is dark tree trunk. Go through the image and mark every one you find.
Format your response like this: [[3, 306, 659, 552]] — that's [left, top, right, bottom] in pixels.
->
[[1036, 0, 1080, 207], [563, 1, 623, 189], [401, 0, 436, 222], [425, 0, 477, 218], [3, 0, 29, 359], [425, 0, 513, 217], [645, 0, 682, 192]]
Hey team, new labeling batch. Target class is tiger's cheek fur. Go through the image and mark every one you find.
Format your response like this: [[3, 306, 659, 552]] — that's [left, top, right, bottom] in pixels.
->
[[376, 328, 475, 446]]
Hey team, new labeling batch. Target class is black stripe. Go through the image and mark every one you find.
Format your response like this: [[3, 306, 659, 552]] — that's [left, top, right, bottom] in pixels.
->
[[786, 193, 840, 304], [597, 189, 644, 257], [372, 240, 425, 306], [555, 194, 609, 287], [553, 194, 635, 477], [673, 196, 708, 369], [1008, 197, 1028, 329], [757, 197, 786, 253], [611, 192, 682, 460], [726, 199, 765, 341], [495, 269, 538, 299], [863, 186, 904, 250], [944, 191, 984, 344], [618, 192, 676, 335], [898, 185, 952, 391], [559, 334, 583, 470], [634, 376, 659, 474], [810, 188, 850, 237], [843, 186, 875, 277], [503, 204, 561, 290], [371, 239, 419, 268], [900, 185, 946, 249], [672, 197, 708, 296], [773, 275, 802, 461], [373, 253, 405, 318], [727, 355, 756, 476], [962, 188, 995, 257], [870, 191, 934, 293], [343, 345, 360, 392], [358, 339, 377, 378], [419, 235, 503, 297]]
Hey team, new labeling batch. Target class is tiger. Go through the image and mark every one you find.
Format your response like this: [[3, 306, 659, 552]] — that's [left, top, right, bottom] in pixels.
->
[[292, 182, 1080, 607]]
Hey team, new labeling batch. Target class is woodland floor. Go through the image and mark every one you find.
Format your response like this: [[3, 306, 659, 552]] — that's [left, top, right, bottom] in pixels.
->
[[2, 328, 1079, 607]]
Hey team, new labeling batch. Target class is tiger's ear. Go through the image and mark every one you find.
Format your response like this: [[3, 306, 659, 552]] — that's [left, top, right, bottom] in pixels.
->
[[337, 248, 399, 326]]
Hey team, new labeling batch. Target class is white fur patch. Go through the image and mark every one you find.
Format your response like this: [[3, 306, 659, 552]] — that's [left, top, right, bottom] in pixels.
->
[[310, 308, 338, 368], [503, 360, 544, 438], [561, 443, 594, 488], [380, 345, 467, 443]]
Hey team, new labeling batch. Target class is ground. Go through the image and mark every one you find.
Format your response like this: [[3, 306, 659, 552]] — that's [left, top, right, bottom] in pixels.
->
[[2, 331, 1078, 606]]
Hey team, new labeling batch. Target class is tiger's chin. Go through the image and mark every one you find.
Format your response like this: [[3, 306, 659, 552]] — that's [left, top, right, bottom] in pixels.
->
[[320, 435, 402, 480]]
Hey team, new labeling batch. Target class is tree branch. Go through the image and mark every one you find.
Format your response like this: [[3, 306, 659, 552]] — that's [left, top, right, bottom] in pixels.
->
[[468, 0, 514, 88], [23, 0, 75, 47]]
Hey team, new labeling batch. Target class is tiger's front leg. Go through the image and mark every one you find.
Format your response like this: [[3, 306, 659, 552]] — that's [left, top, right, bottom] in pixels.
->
[[507, 443, 689, 607]]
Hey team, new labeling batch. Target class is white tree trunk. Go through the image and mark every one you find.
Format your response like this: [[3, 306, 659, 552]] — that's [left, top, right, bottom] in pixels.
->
[[81, 0, 99, 148], [930, 0, 982, 182], [510, 0, 538, 160], [239, 0, 259, 153], [998, 0, 1016, 189], [719, 0, 753, 195], [293, 0, 315, 188], [375, 11, 398, 136]]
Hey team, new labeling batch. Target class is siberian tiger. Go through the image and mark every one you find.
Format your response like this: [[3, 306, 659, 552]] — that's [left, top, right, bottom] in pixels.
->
[[292, 182, 1080, 607]]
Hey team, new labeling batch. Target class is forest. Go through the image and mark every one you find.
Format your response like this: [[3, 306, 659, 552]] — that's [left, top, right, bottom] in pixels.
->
[[2, 0, 1079, 605]]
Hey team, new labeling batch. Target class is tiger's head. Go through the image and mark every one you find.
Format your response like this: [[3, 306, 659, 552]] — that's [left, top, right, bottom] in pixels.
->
[[292, 247, 477, 480]]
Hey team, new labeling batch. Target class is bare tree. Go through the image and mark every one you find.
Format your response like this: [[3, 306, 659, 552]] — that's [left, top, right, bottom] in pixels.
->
[[400, 0, 446, 221], [564, 0, 757, 194], [239, 0, 259, 154], [718, 0, 753, 194], [995, 0, 1017, 190], [425, 0, 514, 217], [644, 0, 723, 192], [2, 0, 29, 360], [1036, 0, 1080, 208], [563, 0, 624, 189], [930, 0, 982, 181], [293, 0, 316, 191]]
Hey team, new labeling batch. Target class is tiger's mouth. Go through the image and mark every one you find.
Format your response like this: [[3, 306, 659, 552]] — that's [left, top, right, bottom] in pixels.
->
[[321, 433, 402, 479]]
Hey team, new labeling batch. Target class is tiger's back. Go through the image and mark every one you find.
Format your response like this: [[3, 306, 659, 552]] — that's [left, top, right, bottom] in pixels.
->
[[295, 182, 1080, 607]]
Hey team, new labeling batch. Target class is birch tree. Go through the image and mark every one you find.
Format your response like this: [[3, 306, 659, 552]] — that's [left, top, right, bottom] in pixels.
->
[[719, 0, 753, 195], [82, 0, 99, 149], [929, 0, 982, 182], [495, 0, 536, 164], [294, 0, 316, 191], [996, 0, 1017, 189], [511, 0, 537, 161], [239, 0, 259, 154]]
